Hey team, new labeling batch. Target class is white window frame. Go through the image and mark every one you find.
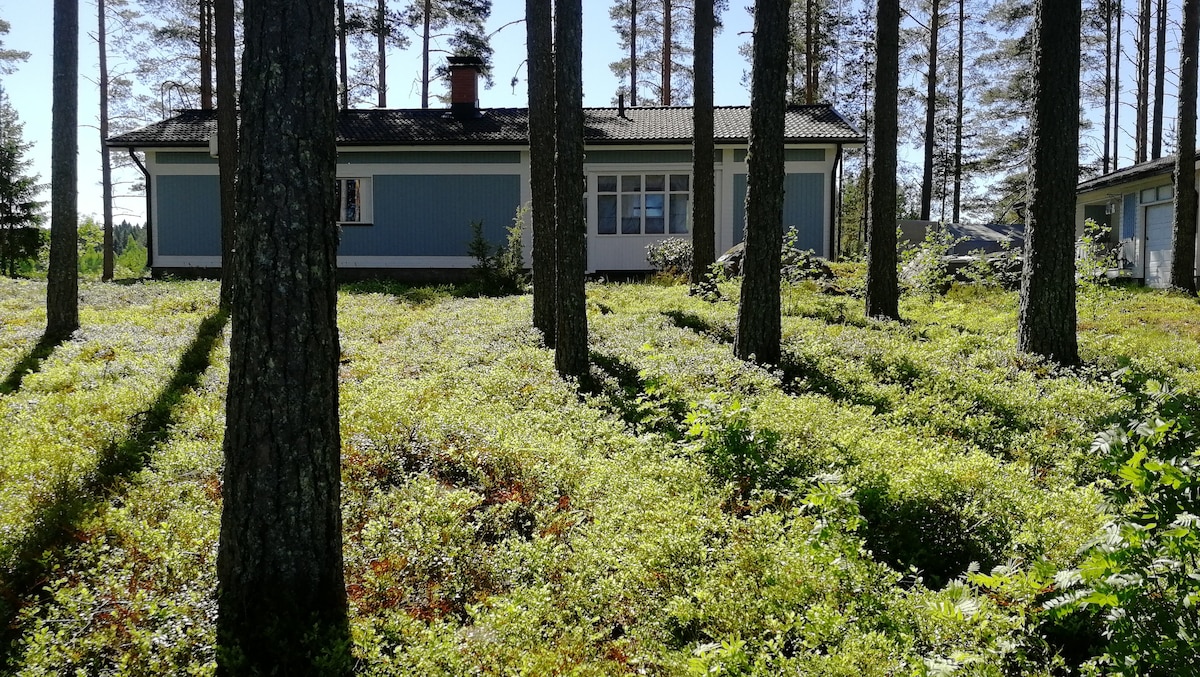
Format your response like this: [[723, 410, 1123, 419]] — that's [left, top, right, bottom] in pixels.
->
[[593, 172, 692, 236], [337, 177, 373, 225]]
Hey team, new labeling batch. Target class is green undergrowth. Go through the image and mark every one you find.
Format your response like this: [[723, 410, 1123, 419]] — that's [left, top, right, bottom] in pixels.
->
[[0, 275, 1197, 674]]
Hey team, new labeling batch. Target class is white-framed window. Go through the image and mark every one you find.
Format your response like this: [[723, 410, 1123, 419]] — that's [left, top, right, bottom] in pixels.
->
[[595, 173, 690, 235], [1140, 184, 1174, 204], [337, 177, 372, 224]]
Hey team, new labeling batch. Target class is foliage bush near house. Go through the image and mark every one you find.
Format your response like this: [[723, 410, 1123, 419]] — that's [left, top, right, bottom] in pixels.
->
[[647, 238, 694, 278]]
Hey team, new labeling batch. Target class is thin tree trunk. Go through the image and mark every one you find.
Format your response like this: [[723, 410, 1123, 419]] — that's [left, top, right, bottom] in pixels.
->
[[1151, 0, 1166, 158], [216, 0, 236, 309], [527, 0, 557, 341], [1017, 0, 1080, 366], [1136, 0, 1150, 163], [920, 0, 939, 222], [1171, 0, 1198, 292], [200, 0, 213, 110], [691, 0, 716, 283], [952, 0, 963, 223], [1104, 0, 1112, 173], [553, 0, 588, 379], [662, 0, 672, 105], [378, 0, 387, 107], [216, 0, 350, 670], [421, 0, 432, 108], [806, 0, 817, 103], [99, 0, 114, 282], [1114, 1, 1122, 170], [867, 0, 901, 321], [734, 0, 789, 366], [338, 0, 349, 109], [48, 0, 79, 338], [631, 0, 639, 105]]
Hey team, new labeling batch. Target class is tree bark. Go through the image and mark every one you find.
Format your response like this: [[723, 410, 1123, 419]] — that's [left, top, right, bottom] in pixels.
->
[[378, 0, 388, 107], [920, 0, 939, 222], [216, 0, 236, 310], [1103, 0, 1112, 174], [631, 0, 639, 105], [421, 0, 432, 108], [806, 0, 817, 103], [734, 0, 789, 366], [199, 0, 213, 110], [338, 0, 349, 109], [1114, 2, 1122, 170], [527, 0, 557, 342], [866, 0, 900, 321], [1171, 0, 1198, 293], [691, 0, 716, 284], [1017, 0, 1080, 366], [1136, 0, 1149, 163], [952, 0, 963, 223], [216, 0, 350, 671], [1151, 0, 1166, 159], [662, 0, 673, 105], [99, 0, 114, 282], [47, 0, 79, 338], [554, 0, 589, 379]]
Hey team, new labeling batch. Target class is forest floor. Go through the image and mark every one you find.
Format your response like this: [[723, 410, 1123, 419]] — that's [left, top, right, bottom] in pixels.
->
[[0, 273, 1197, 675]]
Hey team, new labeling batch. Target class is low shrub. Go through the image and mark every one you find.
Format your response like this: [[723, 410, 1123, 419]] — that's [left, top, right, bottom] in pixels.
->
[[646, 238, 693, 278]]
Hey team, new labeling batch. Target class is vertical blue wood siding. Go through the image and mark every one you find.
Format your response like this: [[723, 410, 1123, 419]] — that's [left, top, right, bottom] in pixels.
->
[[157, 175, 220, 256], [342, 174, 521, 257], [1122, 193, 1137, 239], [733, 173, 825, 253]]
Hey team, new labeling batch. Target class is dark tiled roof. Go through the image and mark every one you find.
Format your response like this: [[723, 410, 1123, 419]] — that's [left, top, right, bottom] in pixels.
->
[[107, 104, 864, 148], [1076, 153, 1198, 194]]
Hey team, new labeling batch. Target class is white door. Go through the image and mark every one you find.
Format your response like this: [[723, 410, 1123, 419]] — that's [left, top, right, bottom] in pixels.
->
[[1144, 203, 1173, 287]]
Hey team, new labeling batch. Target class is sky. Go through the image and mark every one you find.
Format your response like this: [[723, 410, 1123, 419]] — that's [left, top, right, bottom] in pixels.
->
[[0, 2, 758, 227]]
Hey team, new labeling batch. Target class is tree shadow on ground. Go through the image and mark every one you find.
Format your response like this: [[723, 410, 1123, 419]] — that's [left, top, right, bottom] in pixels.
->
[[0, 332, 69, 396], [0, 311, 228, 665]]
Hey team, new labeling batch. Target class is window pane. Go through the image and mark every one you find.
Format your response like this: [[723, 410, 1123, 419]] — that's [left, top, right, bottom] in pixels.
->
[[645, 193, 665, 233], [597, 195, 617, 234], [670, 174, 690, 191], [1159, 185, 1174, 201], [1141, 188, 1157, 203], [597, 175, 617, 192], [621, 194, 642, 234], [343, 179, 360, 222], [669, 194, 689, 233], [645, 174, 665, 191], [622, 175, 642, 192]]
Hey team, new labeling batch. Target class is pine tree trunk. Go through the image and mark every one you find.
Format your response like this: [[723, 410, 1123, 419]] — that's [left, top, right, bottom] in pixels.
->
[[338, 0, 349, 109], [1114, 3, 1122, 170], [200, 0, 213, 110], [734, 0, 789, 366], [952, 0, 963, 223], [421, 0, 432, 108], [1171, 0, 1198, 293], [216, 0, 236, 310], [1136, 0, 1149, 163], [553, 0, 588, 379], [662, 0, 672, 105], [527, 0, 557, 342], [215, 0, 350, 671], [99, 0, 114, 282], [1103, 0, 1112, 174], [920, 0, 939, 222], [805, 0, 817, 103], [631, 0, 639, 105], [48, 0, 79, 339], [866, 0, 901, 321], [1151, 0, 1166, 159], [378, 0, 387, 107], [691, 0, 716, 284], [1017, 0, 1080, 366]]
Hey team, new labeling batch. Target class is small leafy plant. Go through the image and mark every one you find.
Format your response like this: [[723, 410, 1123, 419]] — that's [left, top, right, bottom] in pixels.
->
[[1047, 380, 1200, 676], [646, 238, 693, 279]]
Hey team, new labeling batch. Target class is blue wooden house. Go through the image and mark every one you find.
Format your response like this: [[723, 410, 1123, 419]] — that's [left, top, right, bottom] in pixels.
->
[[107, 60, 863, 279]]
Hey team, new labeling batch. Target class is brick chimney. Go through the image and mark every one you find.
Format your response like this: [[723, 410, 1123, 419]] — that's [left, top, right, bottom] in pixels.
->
[[448, 55, 484, 119]]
